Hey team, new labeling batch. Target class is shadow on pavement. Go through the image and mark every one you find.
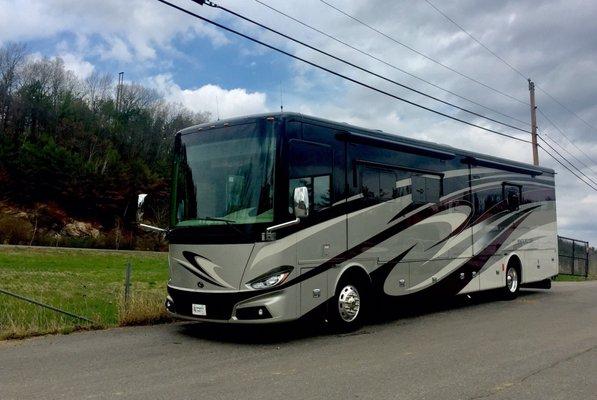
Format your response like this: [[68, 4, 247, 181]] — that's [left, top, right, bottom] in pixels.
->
[[176, 289, 548, 345], [371, 288, 545, 325], [177, 316, 328, 345]]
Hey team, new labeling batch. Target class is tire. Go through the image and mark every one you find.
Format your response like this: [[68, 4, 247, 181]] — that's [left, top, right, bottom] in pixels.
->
[[328, 276, 367, 332], [503, 263, 521, 300]]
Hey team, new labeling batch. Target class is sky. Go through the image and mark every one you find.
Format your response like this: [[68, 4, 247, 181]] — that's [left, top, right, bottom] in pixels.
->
[[1, 0, 597, 244]]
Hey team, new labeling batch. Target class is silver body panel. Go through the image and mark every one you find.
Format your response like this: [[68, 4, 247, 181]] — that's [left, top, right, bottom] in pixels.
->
[[167, 166, 557, 323], [166, 113, 557, 323]]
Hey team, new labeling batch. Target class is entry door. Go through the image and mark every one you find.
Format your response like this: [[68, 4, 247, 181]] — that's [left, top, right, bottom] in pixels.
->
[[289, 137, 346, 314]]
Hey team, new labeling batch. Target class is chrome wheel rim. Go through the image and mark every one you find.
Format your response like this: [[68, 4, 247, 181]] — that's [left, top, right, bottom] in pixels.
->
[[338, 285, 361, 322], [506, 268, 518, 293]]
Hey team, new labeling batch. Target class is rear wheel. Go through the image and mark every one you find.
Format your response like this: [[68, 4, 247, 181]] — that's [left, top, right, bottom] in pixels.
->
[[328, 276, 367, 332], [503, 263, 520, 300]]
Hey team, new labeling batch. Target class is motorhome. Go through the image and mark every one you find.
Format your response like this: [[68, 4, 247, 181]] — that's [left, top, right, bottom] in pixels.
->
[[138, 112, 558, 330]]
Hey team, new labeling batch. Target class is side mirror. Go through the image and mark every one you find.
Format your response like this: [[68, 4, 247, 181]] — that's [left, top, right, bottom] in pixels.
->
[[293, 186, 310, 218], [136, 193, 148, 223], [136, 193, 167, 234]]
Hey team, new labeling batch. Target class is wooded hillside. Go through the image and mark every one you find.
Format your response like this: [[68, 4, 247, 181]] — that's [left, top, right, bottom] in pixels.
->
[[0, 42, 210, 249]]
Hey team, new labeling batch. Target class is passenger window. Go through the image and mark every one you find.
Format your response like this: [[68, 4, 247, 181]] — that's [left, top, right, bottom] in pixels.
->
[[288, 175, 331, 213], [289, 140, 333, 215], [395, 176, 413, 198], [474, 187, 503, 217], [362, 168, 379, 201], [313, 175, 331, 210], [359, 165, 433, 203], [379, 171, 395, 201], [503, 184, 522, 211]]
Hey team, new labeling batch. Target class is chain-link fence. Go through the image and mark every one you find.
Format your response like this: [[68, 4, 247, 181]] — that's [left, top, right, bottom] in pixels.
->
[[558, 236, 589, 277]]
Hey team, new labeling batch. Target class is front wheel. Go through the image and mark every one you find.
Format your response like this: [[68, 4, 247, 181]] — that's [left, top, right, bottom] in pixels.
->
[[503, 264, 520, 300], [328, 277, 367, 332]]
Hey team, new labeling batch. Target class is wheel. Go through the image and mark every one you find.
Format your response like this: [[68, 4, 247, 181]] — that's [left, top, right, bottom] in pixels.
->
[[503, 263, 520, 300], [328, 276, 367, 332]]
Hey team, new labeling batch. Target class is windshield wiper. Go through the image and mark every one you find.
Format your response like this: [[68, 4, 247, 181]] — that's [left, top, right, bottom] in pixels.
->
[[197, 216, 237, 224], [196, 216, 244, 235]]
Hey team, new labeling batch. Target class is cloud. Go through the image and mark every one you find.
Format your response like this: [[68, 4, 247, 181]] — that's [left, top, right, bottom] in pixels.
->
[[150, 74, 268, 119], [98, 37, 133, 63], [0, 0, 229, 62], [60, 53, 95, 79], [23, 50, 94, 79]]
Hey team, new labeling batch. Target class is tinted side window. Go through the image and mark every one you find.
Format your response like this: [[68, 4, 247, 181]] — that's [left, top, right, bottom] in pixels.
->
[[359, 165, 414, 203], [313, 175, 331, 210], [289, 140, 332, 214], [289, 140, 331, 178], [362, 167, 380, 201], [503, 184, 522, 211], [474, 187, 504, 217], [379, 171, 396, 200], [289, 176, 331, 213]]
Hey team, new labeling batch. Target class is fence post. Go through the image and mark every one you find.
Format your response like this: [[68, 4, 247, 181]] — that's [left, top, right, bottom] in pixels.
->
[[571, 240, 575, 276], [584, 241, 589, 278], [124, 261, 132, 311]]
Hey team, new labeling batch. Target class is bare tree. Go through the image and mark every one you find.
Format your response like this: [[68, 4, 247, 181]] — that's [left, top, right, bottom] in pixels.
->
[[84, 71, 114, 112], [0, 42, 27, 129], [119, 83, 161, 113]]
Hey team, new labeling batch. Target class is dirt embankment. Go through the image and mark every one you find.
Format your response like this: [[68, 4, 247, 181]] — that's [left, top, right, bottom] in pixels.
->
[[0, 202, 163, 250]]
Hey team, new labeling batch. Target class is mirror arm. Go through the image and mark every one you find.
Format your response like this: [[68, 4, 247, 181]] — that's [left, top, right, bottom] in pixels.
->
[[263, 218, 300, 241], [266, 218, 300, 233], [139, 223, 168, 234]]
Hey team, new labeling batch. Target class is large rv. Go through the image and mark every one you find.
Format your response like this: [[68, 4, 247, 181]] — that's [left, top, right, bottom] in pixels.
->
[[139, 112, 558, 330]]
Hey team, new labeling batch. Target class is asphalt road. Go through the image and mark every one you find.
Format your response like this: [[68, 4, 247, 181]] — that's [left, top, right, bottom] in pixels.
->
[[1, 282, 596, 400]]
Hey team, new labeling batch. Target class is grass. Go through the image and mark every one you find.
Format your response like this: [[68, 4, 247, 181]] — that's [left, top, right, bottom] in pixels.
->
[[553, 274, 595, 282], [0, 246, 171, 340]]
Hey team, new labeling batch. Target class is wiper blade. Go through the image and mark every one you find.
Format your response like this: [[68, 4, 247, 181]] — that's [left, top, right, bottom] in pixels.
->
[[196, 216, 243, 235], [198, 216, 237, 224]]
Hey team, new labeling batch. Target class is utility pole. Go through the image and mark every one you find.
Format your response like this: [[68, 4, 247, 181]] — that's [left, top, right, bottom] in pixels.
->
[[528, 79, 539, 165], [116, 72, 124, 112]]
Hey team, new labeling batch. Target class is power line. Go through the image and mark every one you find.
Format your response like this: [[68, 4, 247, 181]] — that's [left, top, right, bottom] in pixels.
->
[[158, 0, 597, 193], [253, 0, 531, 128], [538, 137, 597, 191], [156, 0, 532, 144], [543, 130, 597, 180], [536, 86, 597, 134], [422, 0, 597, 184], [258, 0, 597, 191], [538, 107, 597, 171], [317, 0, 529, 106], [541, 127, 597, 178], [539, 144, 597, 192], [423, 0, 528, 81], [538, 133, 597, 185], [206, 1, 531, 134], [422, 0, 597, 142]]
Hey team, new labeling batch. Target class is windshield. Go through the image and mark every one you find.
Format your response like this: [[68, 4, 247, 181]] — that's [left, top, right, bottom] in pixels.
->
[[173, 121, 276, 227]]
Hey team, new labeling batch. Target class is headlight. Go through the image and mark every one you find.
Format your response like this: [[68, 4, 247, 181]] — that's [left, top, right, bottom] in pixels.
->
[[248, 267, 293, 290]]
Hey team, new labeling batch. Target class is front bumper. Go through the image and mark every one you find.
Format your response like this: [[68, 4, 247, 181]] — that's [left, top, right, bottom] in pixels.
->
[[166, 285, 298, 324]]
